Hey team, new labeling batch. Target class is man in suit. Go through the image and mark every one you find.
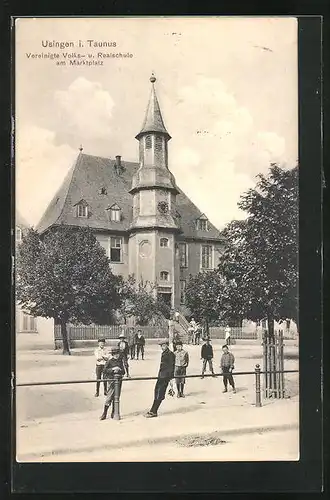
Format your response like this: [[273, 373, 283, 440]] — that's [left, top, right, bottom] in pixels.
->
[[145, 341, 175, 418]]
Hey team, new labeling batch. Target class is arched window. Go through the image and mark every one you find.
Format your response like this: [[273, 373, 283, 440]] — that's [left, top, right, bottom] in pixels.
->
[[160, 271, 169, 281], [145, 135, 152, 149], [155, 136, 163, 152], [160, 237, 169, 248]]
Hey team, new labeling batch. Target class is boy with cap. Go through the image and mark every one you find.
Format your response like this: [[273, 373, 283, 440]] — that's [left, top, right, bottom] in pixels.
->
[[118, 331, 130, 378], [201, 338, 216, 378], [174, 341, 189, 397], [135, 329, 146, 360], [145, 341, 175, 418], [100, 347, 124, 420], [94, 338, 109, 397], [220, 344, 236, 393]]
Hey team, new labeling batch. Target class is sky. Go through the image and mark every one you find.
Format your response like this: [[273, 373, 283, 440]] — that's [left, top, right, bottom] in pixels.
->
[[15, 17, 298, 229]]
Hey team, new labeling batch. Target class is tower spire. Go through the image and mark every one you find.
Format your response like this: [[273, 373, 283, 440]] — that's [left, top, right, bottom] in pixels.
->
[[135, 74, 171, 141]]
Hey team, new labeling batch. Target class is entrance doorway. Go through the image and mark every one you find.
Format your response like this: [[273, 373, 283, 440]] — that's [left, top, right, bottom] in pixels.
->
[[157, 288, 172, 319]]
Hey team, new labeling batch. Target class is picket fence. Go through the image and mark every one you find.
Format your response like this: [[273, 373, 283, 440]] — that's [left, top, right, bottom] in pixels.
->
[[54, 324, 259, 341]]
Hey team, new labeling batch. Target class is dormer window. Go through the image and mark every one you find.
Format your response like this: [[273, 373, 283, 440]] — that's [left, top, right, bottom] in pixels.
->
[[160, 237, 169, 248], [196, 214, 209, 231], [160, 271, 169, 281], [107, 203, 121, 222], [75, 200, 89, 218], [155, 136, 163, 152], [145, 135, 152, 149]]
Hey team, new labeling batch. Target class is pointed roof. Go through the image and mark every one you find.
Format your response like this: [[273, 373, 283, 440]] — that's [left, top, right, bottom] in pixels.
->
[[36, 153, 223, 242], [135, 75, 171, 141]]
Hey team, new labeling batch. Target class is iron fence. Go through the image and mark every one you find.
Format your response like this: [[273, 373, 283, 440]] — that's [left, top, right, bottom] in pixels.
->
[[16, 367, 299, 420]]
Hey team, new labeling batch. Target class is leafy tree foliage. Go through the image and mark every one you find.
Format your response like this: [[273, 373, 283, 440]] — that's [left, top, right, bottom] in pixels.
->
[[219, 164, 299, 336], [118, 275, 167, 325], [16, 226, 121, 354], [185, 270, 237, 333]]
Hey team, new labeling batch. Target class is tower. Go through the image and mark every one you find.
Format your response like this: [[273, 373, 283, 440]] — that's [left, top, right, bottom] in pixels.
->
[[128, 74, 181, 309]]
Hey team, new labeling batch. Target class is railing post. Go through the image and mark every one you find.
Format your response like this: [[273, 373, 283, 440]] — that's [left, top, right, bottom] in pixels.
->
[[255, 364, 262, 407], [113, 373, 121, 420]]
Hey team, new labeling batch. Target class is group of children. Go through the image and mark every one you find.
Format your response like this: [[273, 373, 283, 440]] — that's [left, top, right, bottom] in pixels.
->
[[95, 331, 236, 420]]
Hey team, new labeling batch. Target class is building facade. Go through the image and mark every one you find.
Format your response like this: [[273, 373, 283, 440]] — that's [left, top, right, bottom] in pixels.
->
[[37, 75, 225, 311]]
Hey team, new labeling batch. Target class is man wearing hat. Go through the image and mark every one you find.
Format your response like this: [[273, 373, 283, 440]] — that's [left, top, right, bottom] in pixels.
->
[[174, 341, 189, 398], [145, 341, 175, 418], [100, 347, 124, 420], [201, 337, 216, 378], [118, 331, 130, 378]]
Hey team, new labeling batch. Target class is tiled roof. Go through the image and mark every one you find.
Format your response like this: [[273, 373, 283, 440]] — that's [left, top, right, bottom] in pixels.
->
[[36, 153, 223, 241]]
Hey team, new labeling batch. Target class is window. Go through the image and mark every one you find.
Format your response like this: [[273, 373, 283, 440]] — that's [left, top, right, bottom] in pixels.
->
[[197, 219, 208, 231], [160, 271, 169, 281], [201, 244, 212, 269], [16, 227, 22, 243], [22, 313, 37, 332], [180, 280, 186, 304], [108, 204, 121, 222], [77, 203, 88, 218], [155, 136, 163, 152], [110, 237, 122, 262], [160, 237, 169, 248], [179, 243, 188, 268], [145, 135, 152, 149]]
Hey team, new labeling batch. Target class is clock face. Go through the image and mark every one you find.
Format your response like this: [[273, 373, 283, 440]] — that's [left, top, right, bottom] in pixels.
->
[[158, 201, 169, 214]]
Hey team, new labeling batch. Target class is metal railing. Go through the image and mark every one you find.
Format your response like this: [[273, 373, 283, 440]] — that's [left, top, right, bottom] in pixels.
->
[[16, 366, 299, 420]]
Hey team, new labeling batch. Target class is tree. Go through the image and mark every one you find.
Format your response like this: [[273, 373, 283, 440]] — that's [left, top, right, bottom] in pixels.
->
[[219, 164, 299, 337], [16, 226, 122, 354], [185, 270, 236, 334], [118, 275, 166, 325]]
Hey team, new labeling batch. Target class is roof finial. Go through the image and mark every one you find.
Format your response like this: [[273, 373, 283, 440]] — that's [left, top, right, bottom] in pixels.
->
[[150, 72, 156, 84], [79, 144, 83, 152]]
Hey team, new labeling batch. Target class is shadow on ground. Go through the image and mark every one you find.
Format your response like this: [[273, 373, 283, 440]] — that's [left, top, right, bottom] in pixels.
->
[[17, 387, 97, 419]]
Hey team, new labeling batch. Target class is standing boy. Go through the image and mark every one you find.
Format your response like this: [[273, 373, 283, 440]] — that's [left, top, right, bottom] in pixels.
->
[[145, 341, 175, 418], [135, 330, 146, 360], [174, 341, 189, 397], [118, 332, 130, 378], [100, 348, 124, 420], [94, 338, 109, 397], [128, 328, 136, 360], [201, 338, 215, 378], [220, 344, 236, 393]]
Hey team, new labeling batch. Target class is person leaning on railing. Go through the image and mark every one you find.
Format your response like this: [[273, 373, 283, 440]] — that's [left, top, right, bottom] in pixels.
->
[[100, 347, 124, 421]]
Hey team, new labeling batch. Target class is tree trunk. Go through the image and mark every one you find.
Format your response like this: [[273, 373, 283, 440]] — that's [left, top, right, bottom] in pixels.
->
[[267, 313, 275, 340], [60, 320, 71, 355]]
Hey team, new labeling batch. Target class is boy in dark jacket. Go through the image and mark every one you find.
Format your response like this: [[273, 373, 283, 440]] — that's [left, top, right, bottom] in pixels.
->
[[201, 338, 216, 378], [135, 330, 145, 360], [118, 332, 130, 378], [220, 344, 236, 393], [145, 341, 175, 418], [100, 348, 124, 420]]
